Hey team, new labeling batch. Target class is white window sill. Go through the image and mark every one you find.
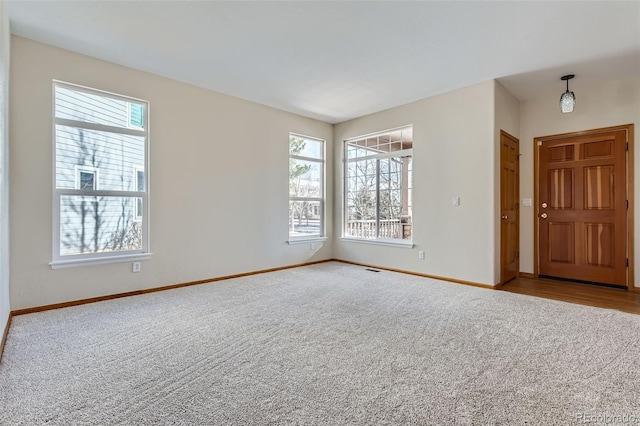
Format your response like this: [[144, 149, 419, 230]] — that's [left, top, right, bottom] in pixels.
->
[[340, 237, 414, 248], [50, 252, 154, 269], [287, 236, 328, 245]]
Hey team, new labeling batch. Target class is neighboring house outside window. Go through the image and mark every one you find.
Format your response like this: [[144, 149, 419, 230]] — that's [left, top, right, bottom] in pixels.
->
[[344, 126, 413, 243], [288, 133, 325, 241], [51, 81, 150, 267]]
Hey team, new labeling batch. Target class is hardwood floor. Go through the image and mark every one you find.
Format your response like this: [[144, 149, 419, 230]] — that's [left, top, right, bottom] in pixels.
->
[[500, 276, 640, 315]]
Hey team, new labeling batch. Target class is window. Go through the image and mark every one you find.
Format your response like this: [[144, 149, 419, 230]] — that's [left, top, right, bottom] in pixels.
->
[[289, 133, 325, 241], [51, 81, 150, 267], [75, 166, 98, 190], [128, 102, 144, 129], [344, 126, 413, 243]]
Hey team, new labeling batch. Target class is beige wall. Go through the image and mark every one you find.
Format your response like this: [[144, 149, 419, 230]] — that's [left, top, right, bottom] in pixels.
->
[[10, 37, 333, 310], [519, 76, 640, 284], [333, 81, 498, 286]]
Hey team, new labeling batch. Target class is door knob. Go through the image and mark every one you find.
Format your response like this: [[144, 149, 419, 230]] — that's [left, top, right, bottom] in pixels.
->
[[541, 202, 548, 208], [540, 212, 548, 219], [501, 215, 508, 220]]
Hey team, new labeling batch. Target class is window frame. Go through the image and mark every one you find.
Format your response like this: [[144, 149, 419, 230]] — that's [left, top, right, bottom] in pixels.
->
[[50, 81, 152, 268], [287, 132, 327, 244], [342, 126, 414, 248]]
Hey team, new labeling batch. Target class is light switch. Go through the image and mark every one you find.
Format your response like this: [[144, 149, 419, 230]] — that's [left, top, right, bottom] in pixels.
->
[[522, 198, 532, 207], [452, 196, 461, 206]]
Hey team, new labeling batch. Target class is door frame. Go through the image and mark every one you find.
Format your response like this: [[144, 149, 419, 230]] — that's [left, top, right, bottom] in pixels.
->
[[533, 124, 635, 291], [500, 130, 520, 285]]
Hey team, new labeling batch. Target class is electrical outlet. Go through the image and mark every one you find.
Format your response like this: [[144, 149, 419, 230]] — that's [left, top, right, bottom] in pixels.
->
[[132, 262, 141, 273], [310, 243, 315, 251], [418, 250, 425, 260]]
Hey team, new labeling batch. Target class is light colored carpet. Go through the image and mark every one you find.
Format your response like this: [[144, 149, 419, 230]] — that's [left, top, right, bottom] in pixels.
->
[[1, 261, 639, 425]]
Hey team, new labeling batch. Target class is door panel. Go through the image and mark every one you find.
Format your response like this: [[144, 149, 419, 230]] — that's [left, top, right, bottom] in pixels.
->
[[500, 131, 519, 284], [538, 129, 627, 286], [548, 169, 573, 209], [585, 223, 613, 267], [584, 166, 614, 209], [548, 222, 574, 263]]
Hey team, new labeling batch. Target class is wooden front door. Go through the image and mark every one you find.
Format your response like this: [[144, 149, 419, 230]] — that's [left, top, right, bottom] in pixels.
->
[[500, 131, 519, 284], [537, 127, 629, 287]]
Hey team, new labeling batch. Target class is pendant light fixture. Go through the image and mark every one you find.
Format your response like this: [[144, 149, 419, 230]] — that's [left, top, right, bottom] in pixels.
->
[[559, 74, 576, 113]]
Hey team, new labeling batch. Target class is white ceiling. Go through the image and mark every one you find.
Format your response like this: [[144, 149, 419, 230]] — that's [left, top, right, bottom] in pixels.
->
[[6, 1, 640, 124]]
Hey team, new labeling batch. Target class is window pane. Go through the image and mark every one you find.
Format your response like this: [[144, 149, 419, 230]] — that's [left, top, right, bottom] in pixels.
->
[[55, 86, 137, 129], [289, 135, 322, 159], [346, 126, 413, 159], [289, 200, 321, 237], [347, 158, 376, 195], [300, 139, 322, 158], [347, 142, 376, 159], [60, 195, 142, 256], [405, 156, 413, 221], [135, 197, 143, 221], [129, 103, 144, 129], [346, 188, 377, 221], [289, 159, 321, 197], [79, 171, 95, 190], [136, 170, 145, 191], [55, 125, 145, 190]]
